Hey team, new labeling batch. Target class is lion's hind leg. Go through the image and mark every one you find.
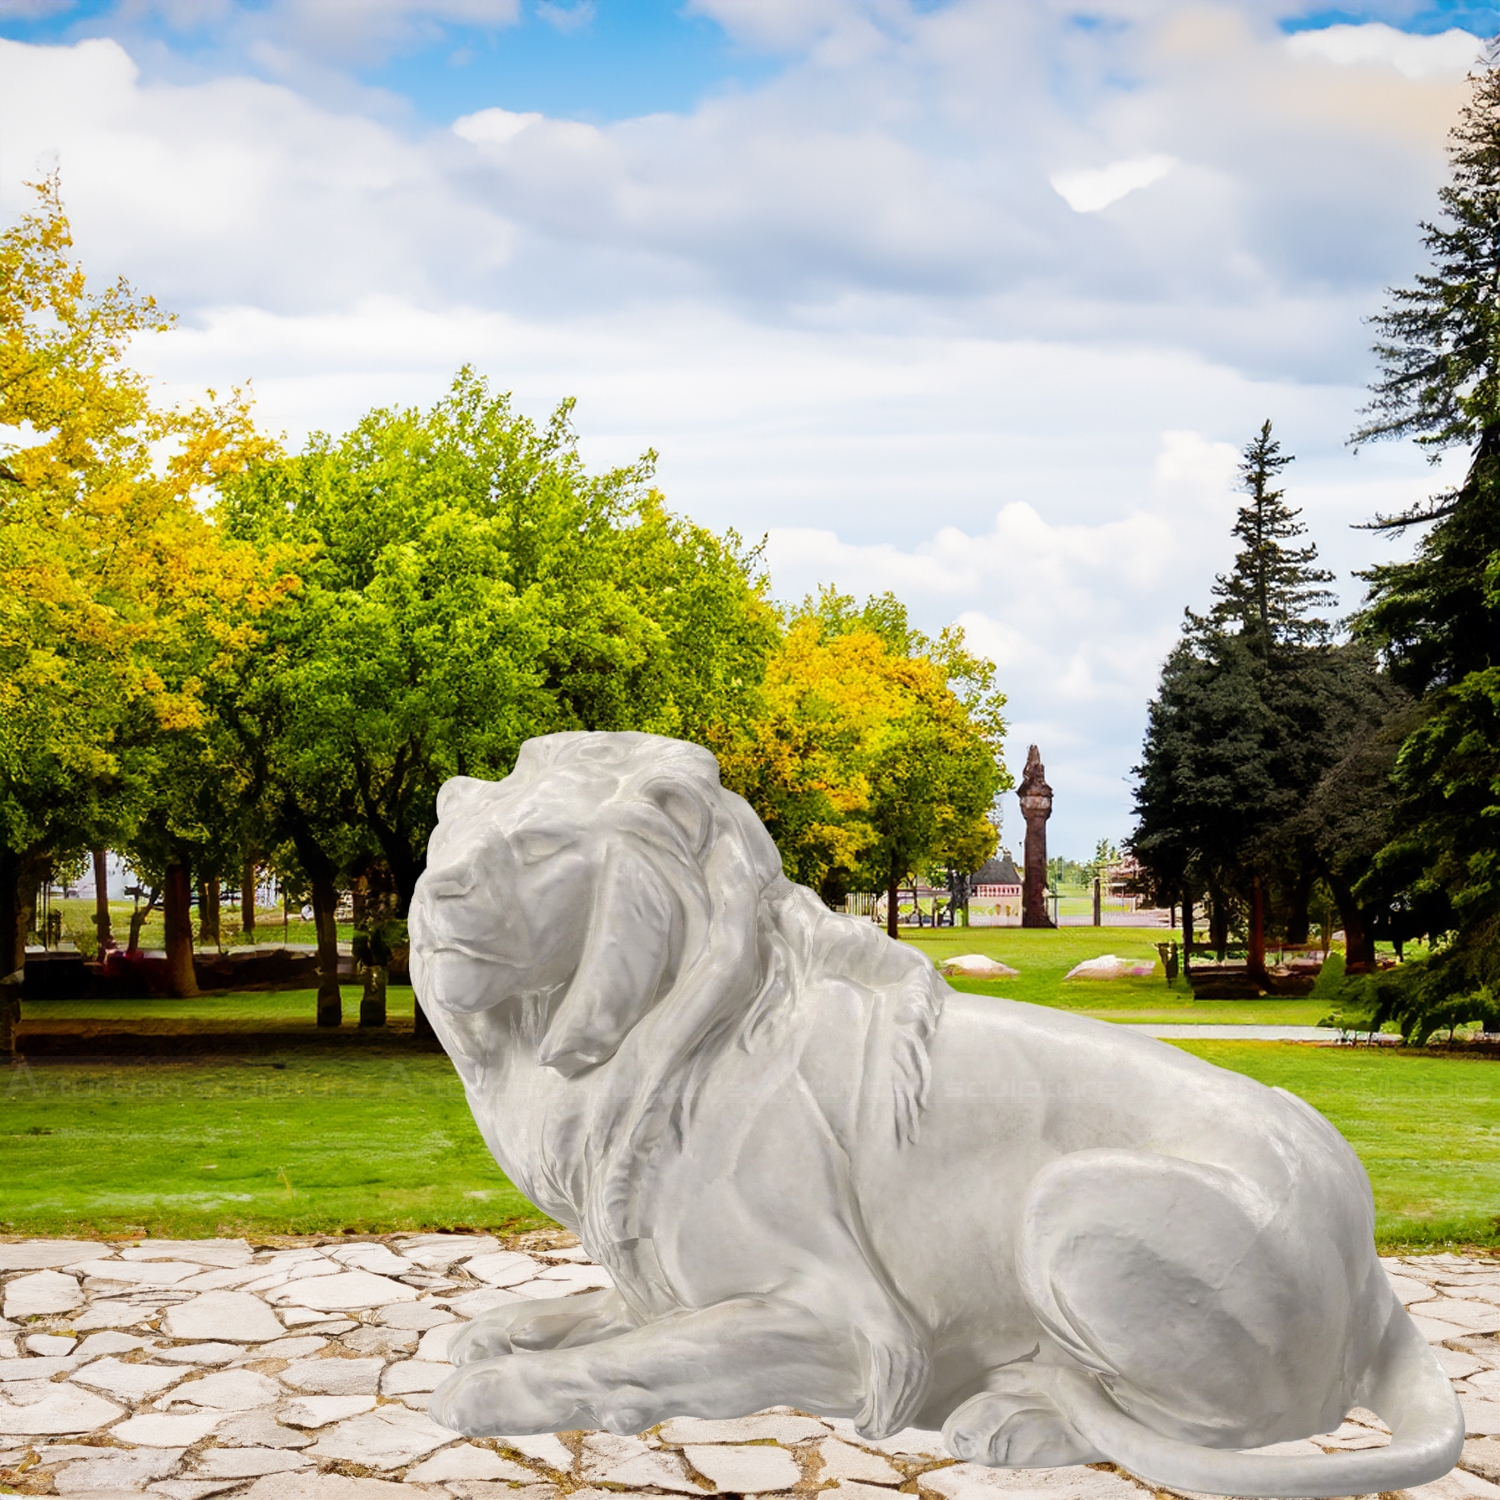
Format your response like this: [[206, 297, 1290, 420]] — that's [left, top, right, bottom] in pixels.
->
[[939, 1147, 1322, 1471], [449, 1290, 638, 1366], [1013, 1148, 1354, 1454]]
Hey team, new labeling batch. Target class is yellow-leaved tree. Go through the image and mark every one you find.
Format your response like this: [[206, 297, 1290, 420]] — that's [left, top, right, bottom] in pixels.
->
[[718, 590, 1008, 932], [1, 174, 280, 1030]]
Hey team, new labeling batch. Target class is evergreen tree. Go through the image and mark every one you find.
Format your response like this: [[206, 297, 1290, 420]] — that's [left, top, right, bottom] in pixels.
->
[[1133, 424, 1389, 975], [1131, 630, 1282, 956], [1352, 56, 1500, 692], [1211, 421, 1337, 651], [1349, 56, 1500, 1037]]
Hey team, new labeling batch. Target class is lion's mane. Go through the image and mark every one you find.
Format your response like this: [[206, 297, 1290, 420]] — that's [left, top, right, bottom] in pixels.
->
[[475, 733, 946, 1249]]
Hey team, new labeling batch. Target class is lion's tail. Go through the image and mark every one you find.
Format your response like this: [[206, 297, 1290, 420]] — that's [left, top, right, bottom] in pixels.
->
[[1047, 1306, 1463, 1499]]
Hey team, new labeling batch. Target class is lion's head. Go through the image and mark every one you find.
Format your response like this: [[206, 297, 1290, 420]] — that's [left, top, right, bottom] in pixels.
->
[[410, 731, 785, 1078]]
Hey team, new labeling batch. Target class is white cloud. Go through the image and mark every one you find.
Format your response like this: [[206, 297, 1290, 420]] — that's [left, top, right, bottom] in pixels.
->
[[756, 430, 1238, 848], [535, 1, 593, 34], [1285, 23, 1481, 81], [2, 14, 1473, 362], [453, 106, 543, 145], [0, 6, 1479, 846], [1051, 154, 1177, 214], [682, 0, 880, 55]]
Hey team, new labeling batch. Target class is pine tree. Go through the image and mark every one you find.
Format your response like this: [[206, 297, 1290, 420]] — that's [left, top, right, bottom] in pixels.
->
[[1133, 423, 1389, 978], [1349, 55, 1500, 1038], [1352, 57, 1500, 693], [1210, 422, 1337, 651]]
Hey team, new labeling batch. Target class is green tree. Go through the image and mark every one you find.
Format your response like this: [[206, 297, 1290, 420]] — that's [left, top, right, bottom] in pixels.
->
[[1359, 667, 1500, 1040], [1211, 421, 1337, 651], [1291, 647, 1413, 965], [1131, 631, 1274, 954], [1348, 56, 1500, 1037], [1353, 56, 1500, 695], [220, 372, 777, 1024], [1132, 423, 1374, 972]]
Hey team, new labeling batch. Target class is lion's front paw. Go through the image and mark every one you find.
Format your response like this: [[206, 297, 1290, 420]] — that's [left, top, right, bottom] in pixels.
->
[[447, 1312, 523, 1367], [430, 1357, 582, 1437], [449, 1290, 628, 1367]]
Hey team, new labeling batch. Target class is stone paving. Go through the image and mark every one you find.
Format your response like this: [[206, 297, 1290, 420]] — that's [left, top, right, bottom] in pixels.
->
[[1, 1235, 1497, 1500]]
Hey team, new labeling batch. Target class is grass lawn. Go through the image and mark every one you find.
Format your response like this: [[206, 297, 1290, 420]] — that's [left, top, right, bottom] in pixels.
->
[[22, 986, 420, 1029], [40, 896, 344, 956], [1, 1043, 547, 1240], [899, 925, 1335, 1026], [1172, 1043, 1500, 1251], [5, 928, 1492, 1249]]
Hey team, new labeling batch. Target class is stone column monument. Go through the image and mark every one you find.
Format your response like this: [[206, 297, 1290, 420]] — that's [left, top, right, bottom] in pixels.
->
[[1018, 744, 1055, 929]]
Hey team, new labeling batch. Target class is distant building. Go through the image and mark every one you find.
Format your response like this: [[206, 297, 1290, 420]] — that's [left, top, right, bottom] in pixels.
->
[[970, 852, 1022, 924], [972, 853, 1022, 900]]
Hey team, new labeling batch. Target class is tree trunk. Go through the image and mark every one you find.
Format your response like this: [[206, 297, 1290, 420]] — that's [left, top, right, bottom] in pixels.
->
[[361, 962, 388, 1028], [241, 852, 258, 939], [1283, 865, 1313, 946], [357, 792, 424, 919], [1092, 876, 1102, 927], [92, 848, 114, 951], [413, 998, 436, 1039], [127, 886, 158, 953], [1247, 875, 1269, 985], [127, 887, 158, 953], [1, 844, 41, 1054], [2, 846, 37, 975], [886, 862, 901, 941], [197, 877, 221, 949], [311, 874, 342, 1027], [162, 860, 199, 998], [353, 865, 395, 1029], [281, 802, 344, 1027], [1209, 888, 1229, 959], [1181, 882, 1194, 977], [1327, 873, 1376, 972]]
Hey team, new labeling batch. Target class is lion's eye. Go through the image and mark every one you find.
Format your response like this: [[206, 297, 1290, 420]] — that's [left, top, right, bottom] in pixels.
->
[[510, 828, 572, 864]]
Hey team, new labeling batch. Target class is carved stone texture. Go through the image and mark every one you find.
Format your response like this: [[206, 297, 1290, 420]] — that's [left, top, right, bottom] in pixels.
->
[[1017, 744, 1054, 929], [409, 730, 1464, 1500]]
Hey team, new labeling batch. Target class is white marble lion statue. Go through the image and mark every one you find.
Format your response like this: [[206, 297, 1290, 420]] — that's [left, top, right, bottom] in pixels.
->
[[409, 731, 1462, 1499]]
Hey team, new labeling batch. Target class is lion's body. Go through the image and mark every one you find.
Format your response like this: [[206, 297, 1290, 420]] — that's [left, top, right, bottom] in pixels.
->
[[410, 731, 1463, 1499]]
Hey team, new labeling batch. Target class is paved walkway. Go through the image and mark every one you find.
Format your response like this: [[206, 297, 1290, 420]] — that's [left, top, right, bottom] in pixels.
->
[[1, 1237, 1496, 1500]]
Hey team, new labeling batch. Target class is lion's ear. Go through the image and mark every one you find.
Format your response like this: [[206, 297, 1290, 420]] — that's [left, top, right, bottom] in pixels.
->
[[537, 845, 681, 1078], [641, 776, 711, 860], [436, 776, 494, 823]]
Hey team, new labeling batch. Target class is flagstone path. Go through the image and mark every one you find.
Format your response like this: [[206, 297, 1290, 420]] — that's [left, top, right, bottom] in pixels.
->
[[1, 1235, 1497, 1500]]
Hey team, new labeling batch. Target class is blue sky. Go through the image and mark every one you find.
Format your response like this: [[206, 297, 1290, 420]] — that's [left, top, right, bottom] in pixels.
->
[[1, 0, 786, 120], [1282, 2, 1498, 31], [0, 0, 1491, 853], [366, 8, 778, 123], [8, 0, 1490, 124]]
